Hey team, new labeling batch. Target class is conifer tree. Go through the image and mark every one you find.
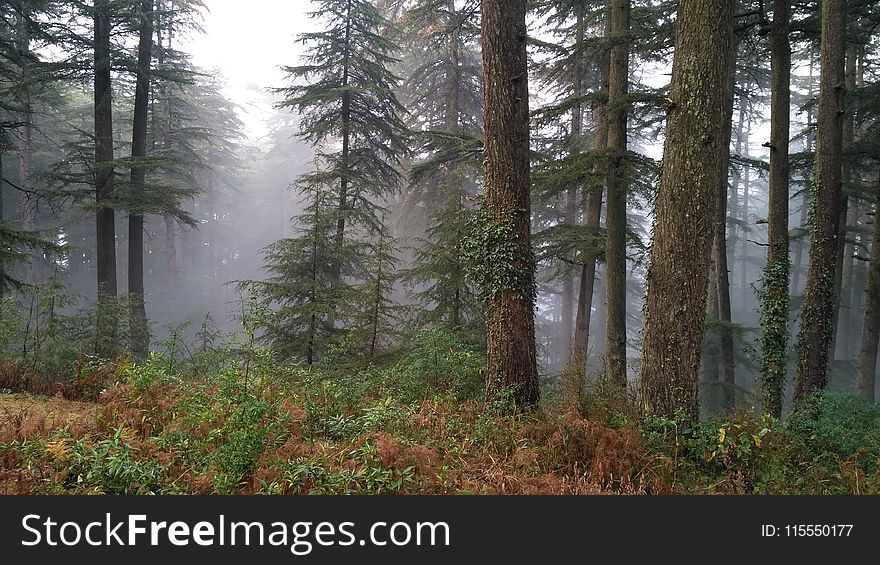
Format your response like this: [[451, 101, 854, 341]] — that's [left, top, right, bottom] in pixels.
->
[[398, 0, 483, 334], [276, 0, 409, 282]]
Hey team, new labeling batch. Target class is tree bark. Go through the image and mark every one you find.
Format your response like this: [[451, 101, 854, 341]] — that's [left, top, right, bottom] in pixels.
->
[[94, 0, 118, 358], [604, 0, 630, 387], [794, 0, 846, 401], [333, 0, 353, 283], [759, 0, 791, 418], [128, 0, 154, 360], [857, 176, 880, 401], [639, 0, 734, 421], [481, 0, 540, 408]]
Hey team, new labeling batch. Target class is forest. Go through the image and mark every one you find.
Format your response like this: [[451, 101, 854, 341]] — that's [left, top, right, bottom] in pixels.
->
[[0, 0, 878, 495]]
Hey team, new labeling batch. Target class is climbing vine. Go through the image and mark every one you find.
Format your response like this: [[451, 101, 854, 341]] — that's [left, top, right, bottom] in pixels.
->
[[460, 207, 536, 304], [756, 250, 791, 417]]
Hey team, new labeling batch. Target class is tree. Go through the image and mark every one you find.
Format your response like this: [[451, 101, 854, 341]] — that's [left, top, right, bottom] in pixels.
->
[[277, 0, 409, 286], [398, 0, 483, 335], [480, 0, 539, 407], [93, 0, 118, 358], [857, 177, 880, 402], [639, 0, 735, 420], [604, 0, 630, 386], [128, 0, 154, 360], [793, 0, 846, 401], [758, 0, 791, 418]]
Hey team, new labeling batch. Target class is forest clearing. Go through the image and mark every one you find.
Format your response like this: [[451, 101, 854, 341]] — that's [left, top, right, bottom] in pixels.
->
[[1, 0, 879, 496]]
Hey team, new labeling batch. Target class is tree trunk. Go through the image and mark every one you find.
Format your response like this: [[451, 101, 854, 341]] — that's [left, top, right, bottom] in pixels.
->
[[857, 176, 880, 401], [333, 0, 353, 284], [570, 4, 609, 376], [129, 0, 154, 360], [739, 126, 750, 312], [94, 0, 118, 358], [833, 44, 858, 362], [604, 0, 630, 387], [16, 16, 36, 284], [0, 152, 5, 295], [759, 0, 791, 418], [713, 29, 737, 413], [639, 0, 734, 421], [793, 0, 846, 401], [481, 0, 540, 408]]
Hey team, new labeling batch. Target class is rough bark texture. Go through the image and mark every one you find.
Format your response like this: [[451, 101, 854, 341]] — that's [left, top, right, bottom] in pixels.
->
[[857, 178, 880, 402], [794, 0, 846, 401], [94, 0, 118, 358], [713, 30, 737, 413], [129, 0, 153, 360], [759, 0, 791, 418], [481, 0, 539, 408], [639, 0, 734, 421], [570, 5, 610, 375], [604, 0, 630, 387]]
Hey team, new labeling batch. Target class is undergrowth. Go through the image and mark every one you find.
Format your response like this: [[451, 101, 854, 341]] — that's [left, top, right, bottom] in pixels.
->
[[1, 328, 878, 495]]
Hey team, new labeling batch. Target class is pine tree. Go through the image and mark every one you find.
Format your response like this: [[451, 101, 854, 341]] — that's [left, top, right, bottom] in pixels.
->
[[794, 0, 846, 400], [640, 0, 735, 421], [398, 0, 483, 335], [276, 0, 409, 283], [480, 0, 539, 407]]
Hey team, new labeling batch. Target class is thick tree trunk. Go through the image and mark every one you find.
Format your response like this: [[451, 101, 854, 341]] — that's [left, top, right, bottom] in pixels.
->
[[713, 30, 737, 413], [94, 0, 118, 358], [570, 5, 609, 375], [604, 0, 630, 387], [759, 0, 791, 418], [794, 0, 846, 401], [857, 177, 880, 401], [481, 0, 540, 408], [128, 0, 154, 360], [639, 0, 734, 421]]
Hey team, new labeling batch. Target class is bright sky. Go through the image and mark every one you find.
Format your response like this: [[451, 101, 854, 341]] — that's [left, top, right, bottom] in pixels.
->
[[185, 0, 318, 141]]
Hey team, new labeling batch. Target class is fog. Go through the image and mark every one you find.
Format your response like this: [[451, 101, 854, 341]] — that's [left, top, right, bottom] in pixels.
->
[[1, 0, 870, 413]]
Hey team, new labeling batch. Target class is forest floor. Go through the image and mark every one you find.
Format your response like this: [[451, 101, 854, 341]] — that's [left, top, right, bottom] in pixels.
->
[[1, 333, 879, 495]]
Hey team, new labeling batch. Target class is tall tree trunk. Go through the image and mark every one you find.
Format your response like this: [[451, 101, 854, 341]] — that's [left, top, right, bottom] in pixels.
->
[[857, 176, 880, 401], [0, 152, 5, 295], [446, 0, 463, 328], [739, 126, 750, 312], [570, 4, 609, 375], [759, 0, 791, 418], [713, 29, 737, 413], [604, 0, 630, 387], [793, 0, 846, 401], [833, 44, 858, 361], [481, 0, 539, 408], [639, 0, 734, 421], [334, 0, 353, 284], [128, 0, 154, 360], [94, 0, 118, 358], [16, 16, 36, 284], [791, 52, 815, 295]]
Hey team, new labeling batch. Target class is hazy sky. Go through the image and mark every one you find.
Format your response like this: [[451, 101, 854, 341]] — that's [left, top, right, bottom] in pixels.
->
[[186, 0, 318, 141]]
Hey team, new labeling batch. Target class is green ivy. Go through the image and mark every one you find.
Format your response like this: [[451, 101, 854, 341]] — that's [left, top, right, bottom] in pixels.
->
[[460, 207, 536, 303]]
